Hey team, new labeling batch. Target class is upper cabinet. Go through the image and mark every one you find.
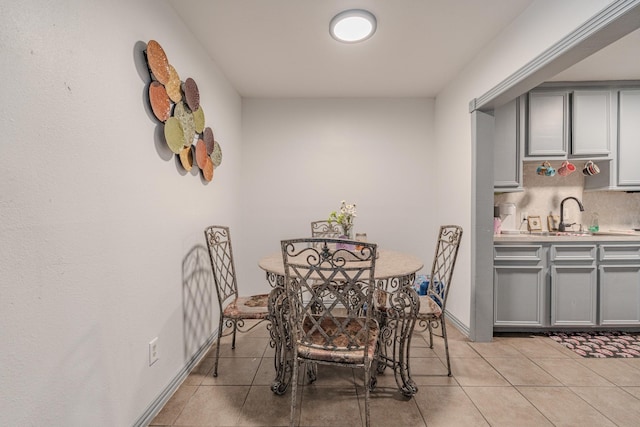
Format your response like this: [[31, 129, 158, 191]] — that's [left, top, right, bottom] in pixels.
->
[[493, 97, 524, 192], [527, 90, 569, 157], [571, 90, 612, 157], [584, 87, 640, 191], [526, 88, 613, 159], [617, 89, 640, 186], [497, 81, 640, 193]]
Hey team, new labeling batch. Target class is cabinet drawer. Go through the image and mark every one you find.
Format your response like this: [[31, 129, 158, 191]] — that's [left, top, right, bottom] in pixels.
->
[[494, 245, 542, 262], [599, 244, 640, 262], [550, 245, 596, 262]]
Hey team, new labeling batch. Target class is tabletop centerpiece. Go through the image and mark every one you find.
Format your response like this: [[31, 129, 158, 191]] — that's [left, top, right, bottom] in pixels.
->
[[328, 200, 357, 241]]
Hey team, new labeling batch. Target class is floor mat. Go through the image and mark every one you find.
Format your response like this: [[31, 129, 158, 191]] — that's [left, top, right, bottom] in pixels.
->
[[548, 331, 640, 358]]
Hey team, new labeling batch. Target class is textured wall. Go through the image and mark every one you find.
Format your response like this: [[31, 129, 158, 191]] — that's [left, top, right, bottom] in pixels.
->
[[0, 1, 241, 425]]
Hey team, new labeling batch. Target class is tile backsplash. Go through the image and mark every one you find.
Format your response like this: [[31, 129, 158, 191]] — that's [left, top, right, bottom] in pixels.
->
[[495, 161, 640, 232]]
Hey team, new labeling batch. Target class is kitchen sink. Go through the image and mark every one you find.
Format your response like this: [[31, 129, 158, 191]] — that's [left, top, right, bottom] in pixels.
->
[[553, 231, 593, 237], [536, 231, 593, 237]]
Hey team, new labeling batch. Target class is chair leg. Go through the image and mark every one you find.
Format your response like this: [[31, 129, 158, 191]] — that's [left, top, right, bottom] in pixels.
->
[[427, 320, 434, 349], [369, 357, 379, 391], [307, 362, 317, 383], [231, 320, 238, 350], [364, 364, 371, 427], [441, 318, 452, 377], [290, 358, 300, 427], [213, 316, 224, 377]]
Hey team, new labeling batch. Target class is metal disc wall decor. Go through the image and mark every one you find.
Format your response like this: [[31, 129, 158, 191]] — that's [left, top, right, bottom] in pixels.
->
[[193, 106, 205, 134], [179, 145, 194, 171], [143, 39, 223, 182], [149, 82, 171, 122], [203, 127, 215, 154], [166, 65, 182, 103]]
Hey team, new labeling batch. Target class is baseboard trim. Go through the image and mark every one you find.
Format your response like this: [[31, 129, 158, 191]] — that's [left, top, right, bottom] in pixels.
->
[[132, 333, 217, 427], [444, 310, 470, 338]]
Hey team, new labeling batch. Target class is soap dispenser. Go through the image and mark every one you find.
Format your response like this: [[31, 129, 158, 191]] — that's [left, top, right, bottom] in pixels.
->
[[588, 212, 599, 233]]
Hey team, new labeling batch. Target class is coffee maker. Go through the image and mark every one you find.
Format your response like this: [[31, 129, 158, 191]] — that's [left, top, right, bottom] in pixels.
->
[[498, 203, 519, 234]]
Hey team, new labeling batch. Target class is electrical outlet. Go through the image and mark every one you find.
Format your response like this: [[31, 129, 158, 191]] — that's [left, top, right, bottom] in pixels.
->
[[149, 337, 159, 366], [521, 212, 528, 222]]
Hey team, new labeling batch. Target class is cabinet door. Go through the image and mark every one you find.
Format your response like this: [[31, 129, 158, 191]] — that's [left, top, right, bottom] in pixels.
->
[[494, 266, 545, 326], [493, 99, 521, 189], [551, 265, 597, 326], [600, 265, 640, 326], [618, 90, 640, 186], [528, 91, 568, 156], [572, 90, 611, 156]]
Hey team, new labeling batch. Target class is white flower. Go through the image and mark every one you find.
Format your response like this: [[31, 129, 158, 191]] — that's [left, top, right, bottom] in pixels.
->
[[329, 200, 357, 235]]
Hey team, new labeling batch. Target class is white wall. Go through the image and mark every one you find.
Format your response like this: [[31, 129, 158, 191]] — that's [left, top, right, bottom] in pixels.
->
[[237, 98, 437, 292], [434, 0, 613, 329], [0, 1, 240, 425]]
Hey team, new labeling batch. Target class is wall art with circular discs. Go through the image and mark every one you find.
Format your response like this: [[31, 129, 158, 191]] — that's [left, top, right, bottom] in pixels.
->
[[144, 39, 222, 182]]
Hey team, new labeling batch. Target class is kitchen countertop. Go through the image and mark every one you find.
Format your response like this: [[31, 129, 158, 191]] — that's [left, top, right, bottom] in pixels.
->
[[495, 230, 640, 243]]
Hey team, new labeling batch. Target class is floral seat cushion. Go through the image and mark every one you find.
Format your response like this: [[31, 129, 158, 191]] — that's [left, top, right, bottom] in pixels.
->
[[418, 295, 442, 318], [223, 294, 270, 320], [297, 316, 379, 364]]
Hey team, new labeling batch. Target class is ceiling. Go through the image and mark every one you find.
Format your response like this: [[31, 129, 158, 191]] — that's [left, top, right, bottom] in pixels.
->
[[169, 0, 640, 98], [550, 26, 640, 82]]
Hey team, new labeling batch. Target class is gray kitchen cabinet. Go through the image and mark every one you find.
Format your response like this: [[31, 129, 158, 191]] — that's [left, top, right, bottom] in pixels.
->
[[571, 90, 612, 157], [527, 90, 568, 157], [617, 89, 640, 186], [494, 240, 640, 331], [550, 245, 598, 326], [551, 265, 598, 326], [493, 245, 546, 327], [493, 98, 523, 191], [599, 244, 640, 326]]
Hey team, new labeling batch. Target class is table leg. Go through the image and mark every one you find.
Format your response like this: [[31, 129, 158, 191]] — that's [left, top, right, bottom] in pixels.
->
[[267, 278, 293, 395], [375, 278, 420, 397]]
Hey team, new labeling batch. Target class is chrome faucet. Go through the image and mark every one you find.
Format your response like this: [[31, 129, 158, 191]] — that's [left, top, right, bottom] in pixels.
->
[[559, 196, 585, 232]]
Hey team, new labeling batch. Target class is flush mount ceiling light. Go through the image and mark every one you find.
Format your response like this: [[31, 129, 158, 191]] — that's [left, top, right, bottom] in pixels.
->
[[329, 9, 377, 43]]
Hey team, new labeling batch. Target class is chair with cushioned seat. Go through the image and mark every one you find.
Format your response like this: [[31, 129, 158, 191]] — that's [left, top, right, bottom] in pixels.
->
[[416, 225, 463, 377], [281, 238, 379, 427], [204, 225, 270, 377]]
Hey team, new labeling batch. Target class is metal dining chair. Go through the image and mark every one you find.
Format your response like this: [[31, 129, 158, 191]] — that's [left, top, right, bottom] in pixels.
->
[[281, 238, 379, 427], [310, 220, 342, 238], [204, 225, 270, 377], [416, 225, 463, 376]]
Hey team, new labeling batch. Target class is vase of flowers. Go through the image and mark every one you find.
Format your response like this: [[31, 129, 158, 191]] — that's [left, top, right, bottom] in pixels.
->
[[328, 200, 356, 245]]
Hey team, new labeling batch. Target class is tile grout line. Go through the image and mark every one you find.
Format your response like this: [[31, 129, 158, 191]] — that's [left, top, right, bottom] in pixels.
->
[[499, 341, 563, 427], [513, 341, 620, 427]]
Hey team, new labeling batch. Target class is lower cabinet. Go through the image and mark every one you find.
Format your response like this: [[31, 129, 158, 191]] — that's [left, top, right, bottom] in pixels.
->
[[493, 244, 546, 327], [550, 244, 597, 326], [600, 265, 640, 325], [494, 241, 640, 330], [550, 265, 597, 326], [599, 244, 640, 326], [494, 266, 545, 326]]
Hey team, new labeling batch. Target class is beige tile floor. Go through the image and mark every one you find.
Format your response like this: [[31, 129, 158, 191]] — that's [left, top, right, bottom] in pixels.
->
[[150, 321, 640, 426]]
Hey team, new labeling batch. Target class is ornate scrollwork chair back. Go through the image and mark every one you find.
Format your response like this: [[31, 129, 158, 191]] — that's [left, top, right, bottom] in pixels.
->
[[204, 225, 269, 377], [310, 220, 342, 238], [281, 238, 379, 427], [417, 225, 463, 376]]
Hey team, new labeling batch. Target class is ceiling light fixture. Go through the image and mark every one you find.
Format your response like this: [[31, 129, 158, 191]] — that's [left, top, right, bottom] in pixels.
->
[[329, 9, 377, 43]]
